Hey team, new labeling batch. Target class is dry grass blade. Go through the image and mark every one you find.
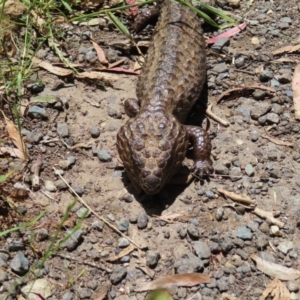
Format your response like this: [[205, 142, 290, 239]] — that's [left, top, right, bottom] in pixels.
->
[[272, 44, 300, 56], [1, 111, 27, 160], [135, 273, 210, 292], [292, 64, 300, 120], [106, 244, 136, 262], [261, 134, 294, 147], [251, 255, 300, 280]]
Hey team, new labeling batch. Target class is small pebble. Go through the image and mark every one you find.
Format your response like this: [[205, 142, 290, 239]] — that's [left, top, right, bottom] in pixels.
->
[[236, 226, 252, 240], [259, 69, 274, 81], [118, 218, 129, 232], [45, 180, 57, 192], [277, 241, 294, 254], [90, 126, 100, 138], [56, 122, 69, 138], [110, 266, 127, 284], [10, 252, 29, 275], [137, 211, 148, 229], [97, 150, 112, 162], [28, 106, 48, 119], [118, 237, 130, 248], [146, 250, 160, 267]]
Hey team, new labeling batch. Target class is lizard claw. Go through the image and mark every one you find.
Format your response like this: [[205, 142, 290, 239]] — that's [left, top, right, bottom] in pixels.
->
[[192, 159, 213, 178]]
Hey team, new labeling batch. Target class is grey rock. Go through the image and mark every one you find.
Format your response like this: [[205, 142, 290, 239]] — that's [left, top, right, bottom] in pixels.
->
[[233, 238, 244, 248], [287, 281, 299, 293], [107, 214, 115, 222], [61, 229, 83, 251], [45, 180, 57, 192], [278, 72, 292, 83], [250, 103, 271, 119], [236, 106, 251, 117], [211, 37, 230, 52], [187, 224, 200, 239], [73, 185, 84, 196], [174, 253, 203, 274], [110, 266, 127, 284], [229, 167, 242, 182], [261, 251, 275, 263], [259, 222, 270, 234], [108, 108, 118, 117], [118, 218, 129, 232], [259, 69, 274, 81], [97, 149, 112, 162], [272, 103, 283, 115], [214, 162, 229, 175], [215, 207, 224, 221], [26, 131, 44, 143], [120, 255, 130, 263], [121, 193, 134, 203], [62, 292, 74, 300], [212, 63, 228, 73], [280, 17, 292, 23], [236, 226, 252, 240], [54, 179, 70, 190], [82, 30, 91, 39], [36, 49, 49, 59], [245, 164, 254, 176], [109, 290, 117, 299], [10, 252, 29, 275], [210, 242, 220, 253], [252, 89, 266, 100], [78, 45, 88, 54], [76, 207, 91, 218], [278, 241, 294, 254], [271, 79, 280, 90], [34, 228, 49, 242], [85, 50, 96, 62], [193, 241, 211, 259], [77, 287, 92, 299], [217, 278, 228, 292], [235, 249, 249, 260], [137, 211, 148, 229], [258, 115, 267, 125], [228, 274, 235, 285], [266, 112, 280, 124], [118, 238, 130, 248], [146, 250, 160, 267], [247, 221, 259, 232], [221, 237, 233, 254], [28, 106, 48, 119], [278, 22, 289, 29], [0, 257, 7, 267], [90, 126, 100, 138], [8, 241, 25, 252], [206, 191, 215, 199], [0, 269, 8, 282], [57, 122, 69, 138], [234, 56, 245, 68], [251, 130, 259, 141]]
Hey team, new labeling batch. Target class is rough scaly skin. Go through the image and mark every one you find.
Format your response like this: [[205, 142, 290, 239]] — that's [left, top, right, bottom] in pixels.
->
[[117, 0, 212, 195]]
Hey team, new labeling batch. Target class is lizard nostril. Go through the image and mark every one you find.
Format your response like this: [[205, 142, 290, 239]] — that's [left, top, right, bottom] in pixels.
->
[[143, 175, 161, 194]]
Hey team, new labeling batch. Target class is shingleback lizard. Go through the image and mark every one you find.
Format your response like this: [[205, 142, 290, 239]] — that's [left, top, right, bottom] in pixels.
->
[[117, 0, 213, 195]]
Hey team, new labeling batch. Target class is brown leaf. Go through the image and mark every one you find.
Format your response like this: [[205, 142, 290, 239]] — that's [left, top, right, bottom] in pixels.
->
[[93, 291, 107, 300], [251, 254, 300, 280], [92, 40, 109, 65], [216, 85, 277, 103], [106, 244, 136, 262], [261, 278, 290, 300], [271, 58, 300, 64], [155, 212, 191, 223], [261, 134, 294, 147], [135, 273, 210, 292], [75, 71, 119, 85], [273, 44, 300, 56], [292, 64, 300, 120], [32, 57, 73, 76], [2, 114, 27, 160], [0, 146, 25, 159]]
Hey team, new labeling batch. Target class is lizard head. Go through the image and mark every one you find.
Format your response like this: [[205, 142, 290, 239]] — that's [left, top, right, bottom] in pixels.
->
[[117, 109, 189, 195]]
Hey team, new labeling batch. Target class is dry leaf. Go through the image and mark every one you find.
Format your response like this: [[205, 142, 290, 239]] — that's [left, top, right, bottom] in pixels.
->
[[273, 44, 300, 56], [135, 273, 210, 292], [292, 64, 300, 120], [255, 65, 264, 75], [271, 58, 300, 64], [216, 85, 277, 103], [261, 134, 293, 147], [0, 146, 25, 159], [93, 291, 107, 300], [137, 265, 155, 279], [251, 255, 300, 280], [75, 71, 119, 84], [2, 114, 27, 160], [261, 278, 290, 300], [206, 22, 247, 44], [106, 244, 136, 262], [106, 67, 140, 74], [92, 40, 109, 65], [32, 57, 73, 76]]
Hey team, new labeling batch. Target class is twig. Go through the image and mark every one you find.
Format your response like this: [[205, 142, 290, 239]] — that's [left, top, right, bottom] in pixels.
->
[[217, 188, 256, 207], [52, 167, 142, 249], [206, 104, 230, 127], [253, 207, 284, 228], [31, 157, 43, 191], [232, 68, 255, 76], [56, 254, 112, 273]]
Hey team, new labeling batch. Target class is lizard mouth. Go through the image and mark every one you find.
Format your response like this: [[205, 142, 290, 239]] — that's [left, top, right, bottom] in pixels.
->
[[142, 174, 162, 195]]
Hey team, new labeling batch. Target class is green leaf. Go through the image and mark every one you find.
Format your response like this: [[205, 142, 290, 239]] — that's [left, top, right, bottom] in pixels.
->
[[61, 0, 73, 12]]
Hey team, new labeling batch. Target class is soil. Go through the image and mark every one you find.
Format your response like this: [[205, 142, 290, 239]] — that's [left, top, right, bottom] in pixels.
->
[[1, 0, 300, 299]]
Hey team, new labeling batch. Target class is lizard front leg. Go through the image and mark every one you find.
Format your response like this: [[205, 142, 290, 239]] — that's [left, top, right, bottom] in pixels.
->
[[186, 125, 213, 177]]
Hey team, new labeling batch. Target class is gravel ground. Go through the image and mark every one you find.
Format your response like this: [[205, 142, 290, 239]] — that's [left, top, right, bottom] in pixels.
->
[[1, 0, 300, 299]]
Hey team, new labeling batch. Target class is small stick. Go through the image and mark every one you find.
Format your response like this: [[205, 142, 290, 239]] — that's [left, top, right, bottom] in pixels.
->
[[206, 104, 230, 127], [253, 207, 284, 228], [31, 157, 43, 191], [53, 167, 142, 249], [217, 188, 257, 207]]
